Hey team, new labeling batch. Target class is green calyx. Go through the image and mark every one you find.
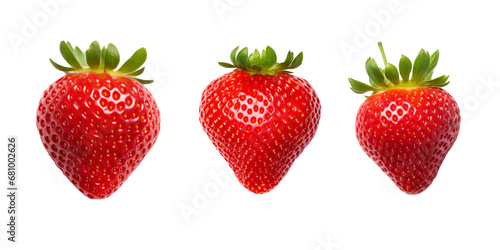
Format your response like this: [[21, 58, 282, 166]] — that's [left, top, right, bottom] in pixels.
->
[[349, 42, 449, 95], [218, 46, 303, 75], [50, 41, 152, 84]]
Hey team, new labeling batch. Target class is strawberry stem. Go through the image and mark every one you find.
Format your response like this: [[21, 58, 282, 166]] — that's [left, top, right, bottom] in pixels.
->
[[378, 42, 388, 67]]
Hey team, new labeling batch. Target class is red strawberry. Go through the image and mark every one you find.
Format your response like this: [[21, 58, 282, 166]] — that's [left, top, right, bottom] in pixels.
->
[[199, 46, 321, 194], [36, 41, 160, 199], [349, 42, 460, 194]]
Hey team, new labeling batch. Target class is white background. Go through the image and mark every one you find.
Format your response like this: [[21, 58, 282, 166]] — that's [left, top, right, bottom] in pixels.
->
[[1, 0, 499, 249]]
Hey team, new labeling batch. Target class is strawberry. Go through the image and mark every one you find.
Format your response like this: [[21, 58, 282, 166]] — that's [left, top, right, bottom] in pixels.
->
[[349, 42, 460, 194], [36, 41, 160, 199], [199, 46, 321, 194]]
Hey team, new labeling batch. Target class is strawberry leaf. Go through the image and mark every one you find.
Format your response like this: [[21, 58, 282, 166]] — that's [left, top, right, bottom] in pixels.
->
[[117, 47, 147, 74], [104, 43, 120, 71], [86, 41, 101, 70], [60, 41, 82, 70], [229, 46, 239, 66], [261, 46, 277, 70], [100, 46, 106, 71], [132, 78, 153, 84], [399, 55, 412, 82], [126, 67, 145, 77], [424, 50, 440, 80], [69, 42, 87, 68], [384, 63, 400, 85], [288, 52, 303, 69], [428, 50, 440, 73], [74, 46, 88, 68], [248, 49, 261, 71], [365, 58, 386, 88], [235, 47, 248, 70], [411, 49, 430, 83], [273, 51, 293, 71], [420, 75, 449, 87], [49, 59, 74, 72], [349, 78, 377, 94], [218, 62, 235, 68]]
